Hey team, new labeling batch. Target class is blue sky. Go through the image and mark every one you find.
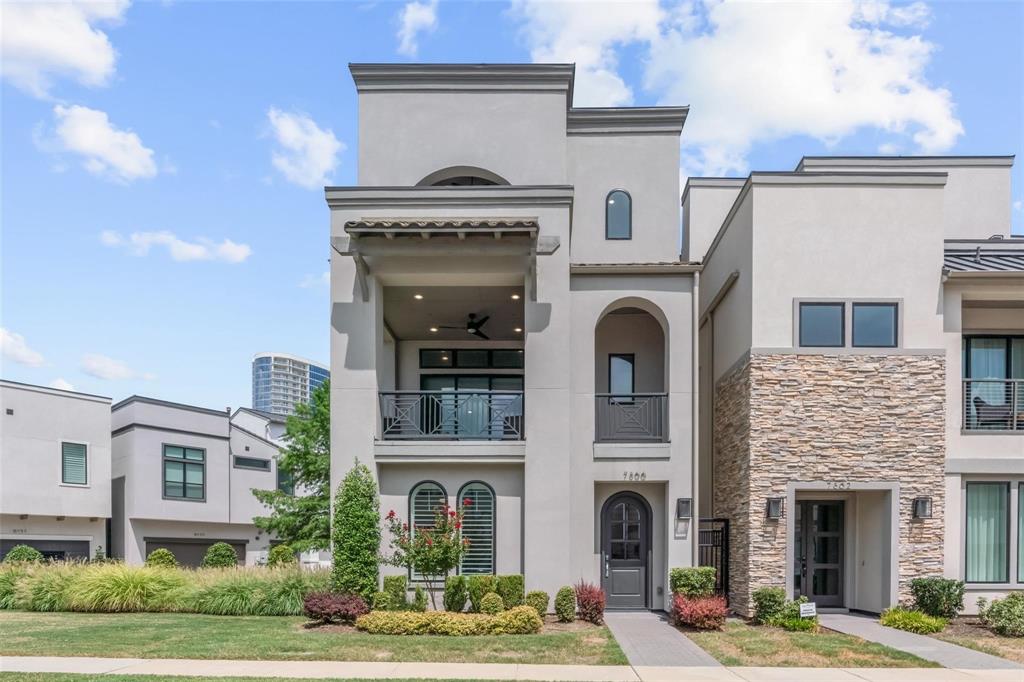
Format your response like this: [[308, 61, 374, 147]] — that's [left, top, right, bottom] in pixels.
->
[[1, 0, 1022, 410]]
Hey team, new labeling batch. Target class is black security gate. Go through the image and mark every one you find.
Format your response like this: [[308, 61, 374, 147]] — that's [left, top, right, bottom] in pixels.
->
[[698, 518, 729, 602]]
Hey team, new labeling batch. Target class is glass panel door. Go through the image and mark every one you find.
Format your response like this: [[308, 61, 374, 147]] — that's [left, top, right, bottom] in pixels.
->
[[797, 501, 844, 608], [456, 376, 489, 438], [421, 375, 456, 436]]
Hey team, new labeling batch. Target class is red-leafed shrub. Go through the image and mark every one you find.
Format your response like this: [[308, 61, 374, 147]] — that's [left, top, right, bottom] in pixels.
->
[[672, 594, 727, 630], [574, 580, 606, 625], [303, 591, 369, 625]]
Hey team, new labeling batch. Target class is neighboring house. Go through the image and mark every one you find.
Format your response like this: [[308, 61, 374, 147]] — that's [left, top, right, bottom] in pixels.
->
[[252, 352, 330, 416], [111, 396, 288, 566], [0, 380, 112, 561], [691, 156, 1022, 614], [328, 64, 697, 610]]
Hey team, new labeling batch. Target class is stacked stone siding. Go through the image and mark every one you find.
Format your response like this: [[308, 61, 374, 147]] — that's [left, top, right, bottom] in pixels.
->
[[713, 352, 946, 615]]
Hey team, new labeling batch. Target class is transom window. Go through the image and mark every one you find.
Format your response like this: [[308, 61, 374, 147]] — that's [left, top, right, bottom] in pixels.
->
[[606, 190, 632, 240], [61, 442, 87, 485], [163, 445, 205, 500], [420, 349, 524, 369], [458, 482, 495, 575], [233, 456, 270, 471]]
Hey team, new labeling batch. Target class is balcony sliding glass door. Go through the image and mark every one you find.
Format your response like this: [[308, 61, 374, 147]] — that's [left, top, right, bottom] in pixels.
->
[[419, 375, 523, 439], [963, 336, 1024, 430]]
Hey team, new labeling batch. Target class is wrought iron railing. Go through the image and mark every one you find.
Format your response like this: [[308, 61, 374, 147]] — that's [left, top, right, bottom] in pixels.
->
[[379, 391, 524, 440], [595, 393, 668, 442], [963, 379, 1024, 431]]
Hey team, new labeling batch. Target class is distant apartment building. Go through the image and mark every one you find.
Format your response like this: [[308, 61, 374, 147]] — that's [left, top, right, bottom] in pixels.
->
[[252, 352, 330, 416], [0, 380, 112, 561], [111, 396, 290, 566]]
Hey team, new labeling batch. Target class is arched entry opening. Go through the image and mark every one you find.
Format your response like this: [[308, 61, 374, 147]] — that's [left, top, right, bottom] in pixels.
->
[[416, 165, 510, 186], [600, 491, 653, 609]]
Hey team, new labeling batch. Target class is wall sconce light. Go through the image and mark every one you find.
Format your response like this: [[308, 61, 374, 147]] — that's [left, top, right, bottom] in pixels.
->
[[676, 498, 693, 520], [912, 496, 933, 519], [765, 497, 784, 520]]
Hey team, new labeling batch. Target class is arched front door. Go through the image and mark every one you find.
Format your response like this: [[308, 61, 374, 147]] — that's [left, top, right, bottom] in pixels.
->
[[601, 492, 651, 609]]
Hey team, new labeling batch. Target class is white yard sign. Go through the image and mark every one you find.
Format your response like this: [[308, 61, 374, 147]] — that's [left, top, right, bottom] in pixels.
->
[[800, 602, 817, 618]]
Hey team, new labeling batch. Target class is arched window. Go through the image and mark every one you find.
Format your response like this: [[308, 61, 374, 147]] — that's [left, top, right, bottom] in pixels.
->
[[409, 481, 447, 579], [458, 481, 495, 575], [606, 190, 632, 240]]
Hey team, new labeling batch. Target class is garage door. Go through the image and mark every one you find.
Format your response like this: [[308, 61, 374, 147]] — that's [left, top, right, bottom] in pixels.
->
[[1, 539, 89, 561], [145, 539, 244, 568]]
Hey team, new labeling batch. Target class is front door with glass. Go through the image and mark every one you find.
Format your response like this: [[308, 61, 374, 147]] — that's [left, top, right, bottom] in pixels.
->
[[794, 500, 844, 608], [601, 492, 649, 609]]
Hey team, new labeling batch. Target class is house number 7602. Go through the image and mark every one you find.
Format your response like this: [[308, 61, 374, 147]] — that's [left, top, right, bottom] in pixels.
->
[[623, 472, 646, 481]]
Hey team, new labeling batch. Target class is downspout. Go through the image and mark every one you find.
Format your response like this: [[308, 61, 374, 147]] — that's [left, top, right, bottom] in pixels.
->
[[691, 271, 701, 566]]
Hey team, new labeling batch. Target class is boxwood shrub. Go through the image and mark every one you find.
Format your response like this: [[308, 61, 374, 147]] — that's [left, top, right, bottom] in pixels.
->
[[3, 545, 43, 564], [444, 575, 467, 612], [909, 577, 964, 620], [201, 543, 239, 568], [669, 567, 716, 598], [554, 586, 576, 623], [495, 574, 524, 607], [751, 586, 786, 624], [480, 592, 504, 615], [145, 548, 178, 569], [526, 590, 549, 616], [355, 605, 542, 635], [467, 575, 496, 612]]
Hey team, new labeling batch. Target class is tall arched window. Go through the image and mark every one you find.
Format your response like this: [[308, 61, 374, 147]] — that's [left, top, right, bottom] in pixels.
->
[[606, 190, 632, 240], [409, 481, 447, 579], [458, 481, 495, 575]]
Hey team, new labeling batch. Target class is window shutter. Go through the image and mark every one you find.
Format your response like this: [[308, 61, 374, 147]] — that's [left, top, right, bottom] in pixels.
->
[[62, 442, 87, 485], [459, 483, 495, 575]]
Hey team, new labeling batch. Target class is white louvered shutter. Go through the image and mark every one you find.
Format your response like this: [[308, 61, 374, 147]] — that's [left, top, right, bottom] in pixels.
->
[[459, 483, 494, 575]]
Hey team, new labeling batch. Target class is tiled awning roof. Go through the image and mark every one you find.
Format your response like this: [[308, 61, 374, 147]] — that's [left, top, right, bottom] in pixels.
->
[[345, 217, 538, 238], [944, 239, 1024, 274]]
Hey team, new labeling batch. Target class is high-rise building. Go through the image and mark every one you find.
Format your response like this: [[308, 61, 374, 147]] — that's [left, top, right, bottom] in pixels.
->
[[252, 353, 330, 416]]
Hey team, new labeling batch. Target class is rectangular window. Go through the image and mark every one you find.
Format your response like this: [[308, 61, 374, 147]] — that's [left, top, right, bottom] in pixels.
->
[[799, 303, 845, 347], [609, 354, 635, 395], [965, 482, 1009, 583], [61, 442, 87, 485], [163, 445, 205, 501], [454, 349, 489, 368], [277, 465, 294, 495], [491, 349, 525, 369], [233, 456, 270, 471], [852, 303, 898, 348], [419, 349, 453, 368]]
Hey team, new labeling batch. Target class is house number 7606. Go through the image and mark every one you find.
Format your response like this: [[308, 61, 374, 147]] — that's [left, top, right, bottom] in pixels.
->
[[623, 472, 646, 481]]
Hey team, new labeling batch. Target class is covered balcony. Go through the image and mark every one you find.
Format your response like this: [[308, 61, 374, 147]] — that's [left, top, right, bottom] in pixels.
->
[[962, 334, 1024, 432]]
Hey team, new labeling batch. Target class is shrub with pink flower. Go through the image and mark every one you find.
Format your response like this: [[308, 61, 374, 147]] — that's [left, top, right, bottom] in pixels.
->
[[382, 500, 470, 609]]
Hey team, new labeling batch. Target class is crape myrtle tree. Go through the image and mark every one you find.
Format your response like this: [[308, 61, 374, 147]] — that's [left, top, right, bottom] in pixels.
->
[[252, 380, 331, 554]]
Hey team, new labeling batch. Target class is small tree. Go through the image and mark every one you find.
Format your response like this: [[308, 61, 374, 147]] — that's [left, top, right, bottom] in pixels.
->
[[331, 461, 380, 600], [382, 498, 471, 610]]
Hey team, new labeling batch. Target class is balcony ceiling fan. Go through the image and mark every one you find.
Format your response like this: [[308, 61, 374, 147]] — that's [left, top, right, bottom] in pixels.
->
[[437, 313, 490, 339]]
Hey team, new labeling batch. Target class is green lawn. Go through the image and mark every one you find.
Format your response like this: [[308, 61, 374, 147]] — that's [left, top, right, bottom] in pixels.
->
[[0, 611, 626, 666], [0, 676, 484, 682], [684, 620, 939, 667]]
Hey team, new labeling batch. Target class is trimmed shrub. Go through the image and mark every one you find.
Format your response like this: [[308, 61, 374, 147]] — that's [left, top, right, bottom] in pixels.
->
[[383, 575, 407, 610], [331, 462, 381, 600], [480, 592, 504, 615], [303, 591, 369, 624], [444, 575, 467, 612], [880, 607, 946, 634], [574, 580, 605, 625], [0, 564, 27, 609], [467, 575, 496, 612], [412, 586, 428, 612], [910, 577, 964, 620], [490, 605, 543, 634], [3, 545, 43, 564], [371, 590, 392, 611], [554, 586, 576, 623], [356, 609, 492, 636], [66, 564, 188, 612], [526, 590, 549, 616], [268, 544, 297, 567], [751, 586, 786, 625], [979, 592, 1024, 637], [145, 548, 178, 569], [672, 593, 727, 630], [201, 543, 239, 568], [495, 574, 525, 608], [764, 596, 819, 632], [669, 567, 717, 598]]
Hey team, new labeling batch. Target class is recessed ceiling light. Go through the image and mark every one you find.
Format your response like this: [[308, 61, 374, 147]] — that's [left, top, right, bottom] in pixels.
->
[[514, 327, 523, 333], [414, 294, 424, 300], [429, 326, 438, 333], [511, 294, 520, 300]]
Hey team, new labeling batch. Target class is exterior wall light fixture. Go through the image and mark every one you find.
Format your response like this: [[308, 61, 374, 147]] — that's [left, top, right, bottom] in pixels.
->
[[765, 497, 784, 520], [676, 498, 693, 520], [912, 496, 933, 519]]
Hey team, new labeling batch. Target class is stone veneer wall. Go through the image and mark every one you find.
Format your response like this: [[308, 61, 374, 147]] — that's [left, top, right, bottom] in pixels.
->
[[713, 352, 946, 615]]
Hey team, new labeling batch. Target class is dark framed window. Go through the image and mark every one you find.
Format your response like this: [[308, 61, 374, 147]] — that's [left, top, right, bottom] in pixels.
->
[[163, 445, 205, 501], [852, 303, 898, 347], [61, 442, 87, 485], [454, 349, 488, 368], [606, 190, 632, 239], [420, 349, 454, 368], [799, 302, 845, 347], [277, 464, 294, 495], [608, 354, 635, 395], [233, 456, 270, 471], [458, 481, 495, 575], [963, 335, 1024, 379], [965, 482, 1010, 583], [492, 349, 525, 368], [419, 349, 524, 370]]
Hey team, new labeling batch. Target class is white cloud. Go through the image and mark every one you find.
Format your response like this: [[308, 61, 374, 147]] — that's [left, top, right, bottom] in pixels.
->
[[1014, 200, 1022, 212], [81, 353, 155, 381], [511, 0, 663, 106], [45, 104, 157, 183], [396, 0, 438, 57], [100, 230, 252, 263], [0, 328, 45, 367], [49, 378, 76, 391], [0, 0, 130, 98], [513, 0, 963, 175], [300, 271, 330, 288], [267, 108, 343, 189]]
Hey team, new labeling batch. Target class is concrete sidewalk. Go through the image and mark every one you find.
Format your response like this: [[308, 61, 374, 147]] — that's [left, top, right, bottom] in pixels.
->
[[3, 656, 1024, 681], [604, 611, 721, 667]]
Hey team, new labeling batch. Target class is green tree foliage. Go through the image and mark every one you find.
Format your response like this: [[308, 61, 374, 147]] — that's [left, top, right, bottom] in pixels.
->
[[145, 548, 178, 568], [201, 542, 239, 568], [3, 545, 43, 563], [252, 380, 331, 554], [267, 544, 297, 567], [331, 461, 381, 600]]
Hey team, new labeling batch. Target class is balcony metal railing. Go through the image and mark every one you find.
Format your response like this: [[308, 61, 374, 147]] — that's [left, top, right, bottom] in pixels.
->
[[595, 393, 668, 443], [963, 379, 1024, 431], [379, 391, 524, 441]]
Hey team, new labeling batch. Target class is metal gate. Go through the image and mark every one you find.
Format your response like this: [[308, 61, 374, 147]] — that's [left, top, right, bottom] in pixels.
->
[[698, 518, 729, 601]]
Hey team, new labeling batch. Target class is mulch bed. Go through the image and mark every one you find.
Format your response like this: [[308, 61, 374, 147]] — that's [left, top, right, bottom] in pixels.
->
[[303, 614, 604, 635]]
